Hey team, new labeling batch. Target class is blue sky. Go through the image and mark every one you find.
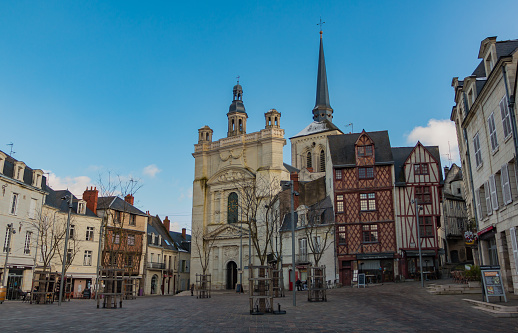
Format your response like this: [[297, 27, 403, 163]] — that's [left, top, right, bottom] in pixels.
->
[[1, 1, 517, 232]]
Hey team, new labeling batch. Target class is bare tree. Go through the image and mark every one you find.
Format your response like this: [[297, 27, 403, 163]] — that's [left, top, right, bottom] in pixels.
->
[[191, 224, 217, 275], [304, 198, 334, 267], [236, 176, 281, 266]]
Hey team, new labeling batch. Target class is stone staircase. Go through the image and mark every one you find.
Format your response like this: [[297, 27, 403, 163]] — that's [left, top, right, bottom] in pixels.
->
[[463, 298, 518, 317], [426, 282, 481, 295]]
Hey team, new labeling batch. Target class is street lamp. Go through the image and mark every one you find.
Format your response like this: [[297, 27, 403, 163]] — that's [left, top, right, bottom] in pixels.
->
[[281, 180, 299, 307], [59, 194, 73, 306], [412, 199, 424, 287], [2, 223, 16, 287]]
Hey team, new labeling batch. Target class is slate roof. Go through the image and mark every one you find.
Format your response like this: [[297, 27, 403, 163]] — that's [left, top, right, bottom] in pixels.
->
[[495, 40, 518, 58], [280, 196, 334, 232], [291, 119, 342, 139], [327, 131, 393, 167], [97, 196, 147, 216], [169, 231, 191, 253], [0, 149, 47, 190], [44, 185, 97, 217], [392, 145, 443, 186], [147, 215, 177, 251]]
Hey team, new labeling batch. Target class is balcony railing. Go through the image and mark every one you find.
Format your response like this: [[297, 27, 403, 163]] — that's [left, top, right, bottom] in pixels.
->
[[147, 262, 165, 269]]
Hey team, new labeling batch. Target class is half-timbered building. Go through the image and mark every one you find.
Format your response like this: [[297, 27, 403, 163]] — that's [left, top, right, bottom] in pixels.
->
[[393, 143, 443, 279], [328, 130, 397, 285]]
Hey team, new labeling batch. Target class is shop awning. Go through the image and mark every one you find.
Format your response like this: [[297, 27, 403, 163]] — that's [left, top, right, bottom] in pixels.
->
[[356, 253, 395, 260], [405, 250, 436, 257]]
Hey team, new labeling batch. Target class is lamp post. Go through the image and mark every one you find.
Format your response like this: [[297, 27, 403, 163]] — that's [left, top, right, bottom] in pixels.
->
[[59, 194, 73, 306], [281, 180, 298, 307], [412, 199, 424, 287], [2, 223, 16, 287]]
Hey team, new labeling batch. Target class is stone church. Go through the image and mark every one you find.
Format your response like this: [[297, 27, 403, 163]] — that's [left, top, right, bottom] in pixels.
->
[[190, 30, 339, 290], [190, 83, 288, 290]]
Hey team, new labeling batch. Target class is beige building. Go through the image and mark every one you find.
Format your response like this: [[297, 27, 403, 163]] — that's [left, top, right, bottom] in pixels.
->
[[0, 150, 45, 298], [451, 36, 518, 293], [191, 83, 288, 290], [144, 215, 178, 295], [42, 187, 102, 298]]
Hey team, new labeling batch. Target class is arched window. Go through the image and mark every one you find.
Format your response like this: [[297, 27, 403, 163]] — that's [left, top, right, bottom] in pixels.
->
[[307, 152, 312, 169], [320, 150, 325, 172], [239, 119, 243, 132], [227, 192, 238, 223]]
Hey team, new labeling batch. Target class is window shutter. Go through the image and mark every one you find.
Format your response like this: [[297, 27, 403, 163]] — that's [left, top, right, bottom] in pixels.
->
[[489, 175, 499, 210], [510, 227, 518, 276], [484, 182, 492, 216], [501, 164, 512, 205], [474, 188, 482, 220]]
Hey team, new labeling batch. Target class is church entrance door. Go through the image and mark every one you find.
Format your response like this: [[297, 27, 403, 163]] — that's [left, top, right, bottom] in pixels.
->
[[226, 261, 237, 290]]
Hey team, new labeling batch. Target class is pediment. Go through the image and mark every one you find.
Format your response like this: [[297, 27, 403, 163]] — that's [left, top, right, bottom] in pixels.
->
[[207, 166, 255, 185], [205, 224, 249, 240]]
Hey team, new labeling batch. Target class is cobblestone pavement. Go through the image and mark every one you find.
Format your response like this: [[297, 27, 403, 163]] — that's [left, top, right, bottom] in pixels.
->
[[1, 281, 517, 332]]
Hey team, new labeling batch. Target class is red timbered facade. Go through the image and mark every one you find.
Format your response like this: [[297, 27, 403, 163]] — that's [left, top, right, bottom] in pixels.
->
[[329, 131, 397, 286], [393, 142, 442, 279]]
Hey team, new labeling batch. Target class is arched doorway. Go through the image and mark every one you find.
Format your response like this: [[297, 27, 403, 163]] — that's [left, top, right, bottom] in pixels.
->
[[226, 261, 237, 290], [151, 274, 158, 294]]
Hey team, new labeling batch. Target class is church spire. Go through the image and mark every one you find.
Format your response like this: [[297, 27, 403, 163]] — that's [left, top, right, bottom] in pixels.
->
[[312, 27, 333, 122]]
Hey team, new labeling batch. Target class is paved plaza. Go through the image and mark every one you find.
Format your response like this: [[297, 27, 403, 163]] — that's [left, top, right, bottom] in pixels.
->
[[1, 280, 517, 332]]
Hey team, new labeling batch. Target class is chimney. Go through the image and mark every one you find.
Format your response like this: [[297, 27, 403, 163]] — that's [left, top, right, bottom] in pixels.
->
[[83, 186, 99, 215], [163, 216, 170, 231], [444, 166, 450, 179], [182, 228, 186, 239], [290, 172, 300, 208], [307, 167, 313, 173], [125, 194, 134, 206]]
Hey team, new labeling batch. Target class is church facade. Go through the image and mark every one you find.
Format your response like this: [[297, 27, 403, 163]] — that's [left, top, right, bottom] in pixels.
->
[[190, 83, 288, 290]]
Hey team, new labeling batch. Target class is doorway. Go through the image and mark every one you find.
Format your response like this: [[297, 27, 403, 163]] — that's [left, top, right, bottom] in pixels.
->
[[226, 261, 237, 290], [7, 269, 24, 300]]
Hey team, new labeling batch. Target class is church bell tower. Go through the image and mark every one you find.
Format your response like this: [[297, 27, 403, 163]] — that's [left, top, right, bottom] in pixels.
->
[[227, 80, 248, 137]]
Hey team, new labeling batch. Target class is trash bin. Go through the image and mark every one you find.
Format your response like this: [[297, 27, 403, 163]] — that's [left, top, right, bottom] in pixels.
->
[[0, 286, 6, 304]]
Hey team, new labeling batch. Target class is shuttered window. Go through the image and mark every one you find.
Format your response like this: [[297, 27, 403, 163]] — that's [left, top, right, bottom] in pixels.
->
[[474, 187, 482, 220], [487, 113, 499, 152], [501, 164, 512, 205], [485, 181, 492, 216], [489, 175, 499, 211], [500, 96, 512, 139]]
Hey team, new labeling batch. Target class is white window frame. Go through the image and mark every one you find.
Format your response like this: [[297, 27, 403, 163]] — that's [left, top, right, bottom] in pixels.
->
[[487, 113, 499, 152], [489, 174, 499, 211], [83, 250, 92, 266], [474, 187, 482, 220], [510, 227, 518, 277], [500, 96, 512, 139], [86, 226, 94, 241], [484, 182, 492, 216], [473, 133, 482, 167], [10, 193, 19, 215], [299, 238, 308, 256], [24, 231, 31, 254], [501, 164, 513, 205]]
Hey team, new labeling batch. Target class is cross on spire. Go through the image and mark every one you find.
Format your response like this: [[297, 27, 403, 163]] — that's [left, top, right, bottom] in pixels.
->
[[236, 75, 240, 85], [317, 17, 325, 33]]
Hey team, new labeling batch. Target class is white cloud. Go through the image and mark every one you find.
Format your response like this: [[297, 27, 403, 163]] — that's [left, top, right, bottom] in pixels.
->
[[44, 170, 92, 198], [143, 164, 161, 178], [406, 119, 460, 166]]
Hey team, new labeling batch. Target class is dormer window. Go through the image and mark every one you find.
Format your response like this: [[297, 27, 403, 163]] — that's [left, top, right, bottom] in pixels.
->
[[77, 200, 86, 215], [468, 88, 474, 108], [14, 161, 26, 181], [32, 169, 43, 188], [357, 145, 373, 157], [485, 53, 494, 75], [0, 151, 6, 174]]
